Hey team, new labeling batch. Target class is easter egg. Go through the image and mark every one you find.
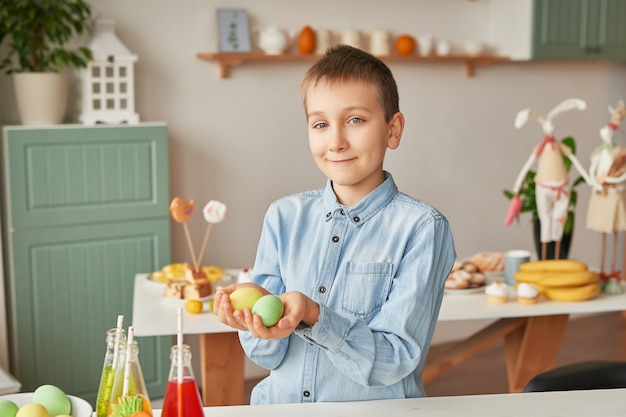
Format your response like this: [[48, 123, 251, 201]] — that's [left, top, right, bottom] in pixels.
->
[[252, 294, 285, 327], [185, 299, 203, 314], [15, 403, 50, 417], [0, 399, 19, 417], [230, 287, 263, 311], [298, 26, 316, 54], [33, 384, 71, 417]]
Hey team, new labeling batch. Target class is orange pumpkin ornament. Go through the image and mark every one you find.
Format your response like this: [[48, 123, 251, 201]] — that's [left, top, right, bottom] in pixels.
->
[[298, 26, 316, 54], [395, 34, 416, 55]]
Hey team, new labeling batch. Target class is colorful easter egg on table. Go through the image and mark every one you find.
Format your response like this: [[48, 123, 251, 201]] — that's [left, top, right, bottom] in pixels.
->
[[33, 385, 71, 417], [230, 287, 263, 311], [0, 399, 19, 417], [203, 200, 227, 223], [15, 403, 49, 417], [252, 294, 285, 327]]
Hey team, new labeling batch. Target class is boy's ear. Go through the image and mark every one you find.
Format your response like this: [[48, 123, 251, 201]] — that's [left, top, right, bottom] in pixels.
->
[[387, 112, 404, 150]]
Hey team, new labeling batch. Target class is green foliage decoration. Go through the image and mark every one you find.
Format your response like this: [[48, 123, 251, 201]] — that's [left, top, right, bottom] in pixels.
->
[[0, 0, 93, 74]]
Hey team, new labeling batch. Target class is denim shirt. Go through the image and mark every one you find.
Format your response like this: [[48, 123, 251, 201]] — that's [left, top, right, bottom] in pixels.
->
[[240, 172, 456, 404]]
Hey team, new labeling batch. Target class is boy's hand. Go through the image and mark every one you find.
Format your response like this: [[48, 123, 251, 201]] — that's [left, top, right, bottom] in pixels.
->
[[214, 288, 320, 340], [213, 283, 269, 331]]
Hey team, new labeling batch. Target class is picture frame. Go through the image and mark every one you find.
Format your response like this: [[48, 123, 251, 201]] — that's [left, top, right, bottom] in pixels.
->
[[217, 8, 252, 53]]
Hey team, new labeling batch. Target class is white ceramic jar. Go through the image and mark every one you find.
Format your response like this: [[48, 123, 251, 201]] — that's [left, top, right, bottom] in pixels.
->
[[369, 29, 390, 56], [257, 26, 288, 55], [340, 29, 363, 49], [315, 29, 334, 54]]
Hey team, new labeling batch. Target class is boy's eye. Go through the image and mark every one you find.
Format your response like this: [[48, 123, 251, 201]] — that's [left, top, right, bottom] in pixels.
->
[[348, 117, 364, 124], [312, 121, 328, 129]]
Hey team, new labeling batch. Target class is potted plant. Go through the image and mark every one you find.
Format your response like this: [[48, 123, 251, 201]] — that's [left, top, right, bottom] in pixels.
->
[[503, 136, 585, 259], [0, 0, 93, 125]]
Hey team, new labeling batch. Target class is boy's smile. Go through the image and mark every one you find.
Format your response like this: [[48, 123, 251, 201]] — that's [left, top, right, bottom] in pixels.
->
[[305, 80, 404, 205]]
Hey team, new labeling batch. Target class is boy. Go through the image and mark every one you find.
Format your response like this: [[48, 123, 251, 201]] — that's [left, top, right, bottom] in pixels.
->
[[213, 45, 456, 404]]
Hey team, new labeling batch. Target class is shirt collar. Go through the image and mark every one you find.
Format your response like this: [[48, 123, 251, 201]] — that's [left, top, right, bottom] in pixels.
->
[[323, 171, 398, 224]]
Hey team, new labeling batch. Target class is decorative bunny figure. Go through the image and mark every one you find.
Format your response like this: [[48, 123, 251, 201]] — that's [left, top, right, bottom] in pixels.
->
[[586, 100, 626, 290], [508, 98, 596, 260]]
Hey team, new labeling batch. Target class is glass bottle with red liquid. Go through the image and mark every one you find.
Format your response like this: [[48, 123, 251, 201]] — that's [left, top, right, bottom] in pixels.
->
[[162, 344, 204, 417]]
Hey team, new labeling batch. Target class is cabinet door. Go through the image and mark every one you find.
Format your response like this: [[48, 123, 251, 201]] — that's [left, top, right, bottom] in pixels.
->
[[3, 124, 169, 229], [594, 0, 626, 58], [6, 218, 171, 405], [532, 0, 626, 59]]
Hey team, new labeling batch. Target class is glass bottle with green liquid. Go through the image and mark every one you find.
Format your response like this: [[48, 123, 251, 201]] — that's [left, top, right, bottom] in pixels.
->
[[108, 326, 152, 417], [95, 317, 126, 417]]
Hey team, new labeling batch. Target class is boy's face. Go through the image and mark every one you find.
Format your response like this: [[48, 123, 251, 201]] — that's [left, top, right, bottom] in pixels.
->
[[305, 79, 403, 205]]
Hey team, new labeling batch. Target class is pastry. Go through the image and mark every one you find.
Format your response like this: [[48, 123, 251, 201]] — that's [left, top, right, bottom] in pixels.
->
[[485, 282, 509, 304], [517, 282, 540, 305], [164, 265, 212, 300], [445, 260, 487, 290], [471, 252, 505, 272]]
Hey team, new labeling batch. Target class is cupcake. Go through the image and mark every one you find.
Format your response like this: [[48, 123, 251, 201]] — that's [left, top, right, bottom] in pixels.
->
[[485, 282, 509, 304], [516, 282, 540, 305]]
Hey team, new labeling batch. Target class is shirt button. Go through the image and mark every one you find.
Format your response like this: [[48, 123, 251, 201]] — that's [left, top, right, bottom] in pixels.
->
[[340, 209, 345, 215], [332, 236, 340, 243], [303, 390, 311, 397], [353, 216, 360, 222], [318, 286, 326, 293], [326, 212, 331, 218]]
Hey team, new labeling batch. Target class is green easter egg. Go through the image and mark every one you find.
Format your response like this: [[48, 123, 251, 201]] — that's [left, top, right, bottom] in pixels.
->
[[230, 287, 263, 311], [0, 399, 19, 417], [33, 384, 71, 417], [252, 294, 285, 327]]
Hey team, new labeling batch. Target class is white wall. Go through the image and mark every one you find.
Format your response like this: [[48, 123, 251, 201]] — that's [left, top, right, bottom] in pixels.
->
[[1, 0, 626, 381]]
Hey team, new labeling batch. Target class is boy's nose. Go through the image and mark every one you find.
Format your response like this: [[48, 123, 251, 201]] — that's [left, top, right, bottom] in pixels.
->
[[328, 127, 347, 151]]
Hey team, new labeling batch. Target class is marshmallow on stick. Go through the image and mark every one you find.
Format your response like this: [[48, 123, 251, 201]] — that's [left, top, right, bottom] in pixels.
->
[[196, 200, 228, 268], [169, 197, 199, 268]]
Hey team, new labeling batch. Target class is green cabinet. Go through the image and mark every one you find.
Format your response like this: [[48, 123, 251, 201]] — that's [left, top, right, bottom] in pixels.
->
[[1, 124, 172, 406], [533, 0, 626, 59]]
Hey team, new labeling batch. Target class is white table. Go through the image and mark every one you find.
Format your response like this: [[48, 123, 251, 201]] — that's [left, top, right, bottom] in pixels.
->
[[132, 274, 626, 404], [149, 389, 626, 417], [426, 285, 626, 392]]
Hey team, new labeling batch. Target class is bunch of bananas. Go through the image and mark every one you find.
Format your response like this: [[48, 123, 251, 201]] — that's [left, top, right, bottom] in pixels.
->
[[150, 263, 225, 284], [514, 260, 601, 302]]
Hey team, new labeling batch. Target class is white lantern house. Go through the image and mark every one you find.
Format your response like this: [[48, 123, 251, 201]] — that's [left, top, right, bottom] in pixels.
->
[[80, 20, 139, 125]]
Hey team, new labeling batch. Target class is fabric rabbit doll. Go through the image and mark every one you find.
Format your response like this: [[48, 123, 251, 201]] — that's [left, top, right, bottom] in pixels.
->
[[506, 98, 597, 260], [586, 100, 626, 291]]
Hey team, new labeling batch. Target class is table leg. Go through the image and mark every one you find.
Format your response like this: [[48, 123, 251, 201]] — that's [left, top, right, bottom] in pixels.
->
[[423, 318, 525, 383], [199, 332, 245, 406], [504, 314, 569, 392]]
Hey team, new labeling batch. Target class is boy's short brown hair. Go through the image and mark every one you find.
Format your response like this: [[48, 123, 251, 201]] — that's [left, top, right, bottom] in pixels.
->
[[300, 45, 400, 122]]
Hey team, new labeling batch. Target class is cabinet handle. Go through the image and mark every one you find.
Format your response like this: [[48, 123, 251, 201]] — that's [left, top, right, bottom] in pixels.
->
[[585, 45, 594, 54], [594, 46, 602, 54]]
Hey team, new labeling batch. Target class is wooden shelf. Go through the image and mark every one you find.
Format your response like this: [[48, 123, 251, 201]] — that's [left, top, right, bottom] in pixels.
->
[[196, 52, 512, 78]]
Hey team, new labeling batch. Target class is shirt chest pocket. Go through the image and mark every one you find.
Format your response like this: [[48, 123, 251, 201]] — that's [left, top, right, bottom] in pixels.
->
[[341, 261, 393, 319]]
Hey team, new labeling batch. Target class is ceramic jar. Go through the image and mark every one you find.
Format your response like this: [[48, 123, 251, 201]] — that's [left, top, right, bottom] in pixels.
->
[[417, 34, 434, 56], [340, 29, 363, 49], [257, 26, 288, 55], [315, 29, 334, 54], [369, 29, 390, 56], [435, 39, 451, 56]]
